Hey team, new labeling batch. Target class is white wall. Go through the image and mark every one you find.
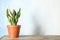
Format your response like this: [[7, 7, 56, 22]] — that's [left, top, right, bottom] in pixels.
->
[[0, 0, 60, 37], [45, 0, 60, 35], [33, 0, 60, 35], [0, 0, 8, 37]]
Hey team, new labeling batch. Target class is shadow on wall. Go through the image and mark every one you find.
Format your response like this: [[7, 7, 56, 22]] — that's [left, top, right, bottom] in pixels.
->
[[32, 15, 45, 35], [33, 24, 45, 35]]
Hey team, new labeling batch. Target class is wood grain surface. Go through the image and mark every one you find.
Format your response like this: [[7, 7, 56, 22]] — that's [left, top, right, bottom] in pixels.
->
[[1, 35, 60, 40]]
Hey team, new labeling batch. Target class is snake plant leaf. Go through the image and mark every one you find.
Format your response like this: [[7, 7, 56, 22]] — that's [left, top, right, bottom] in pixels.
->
[[13, 10, 16, 16], [13, 19, 17, 25], [16, 8, 21, 18], [8, 17, 13, 25], [9, 10, 13, 17], [17, 8, 21, 17], [6, 9, 11, 18], [15, 8, 21, 22]]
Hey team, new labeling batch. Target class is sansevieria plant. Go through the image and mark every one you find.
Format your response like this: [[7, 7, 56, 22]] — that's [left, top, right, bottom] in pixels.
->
[[6, 8, 21, 38], [6, 9, 21, 25]]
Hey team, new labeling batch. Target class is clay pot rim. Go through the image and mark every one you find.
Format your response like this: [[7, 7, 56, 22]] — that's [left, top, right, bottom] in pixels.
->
[[7, 25, 21, 27]]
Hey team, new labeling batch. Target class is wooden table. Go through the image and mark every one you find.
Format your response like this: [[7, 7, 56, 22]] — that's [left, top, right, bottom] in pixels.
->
[[1, 35, 60, 40]]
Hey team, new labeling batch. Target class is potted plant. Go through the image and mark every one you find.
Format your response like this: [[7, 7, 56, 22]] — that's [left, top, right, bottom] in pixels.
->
[[6, 8, 21, 38]]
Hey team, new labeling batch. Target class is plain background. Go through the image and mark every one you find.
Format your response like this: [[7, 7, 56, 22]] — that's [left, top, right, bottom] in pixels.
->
[[0, 0, 60, 37]]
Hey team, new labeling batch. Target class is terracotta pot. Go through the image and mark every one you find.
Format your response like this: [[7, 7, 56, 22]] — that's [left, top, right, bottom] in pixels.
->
[[7, 25, 21, 38]]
